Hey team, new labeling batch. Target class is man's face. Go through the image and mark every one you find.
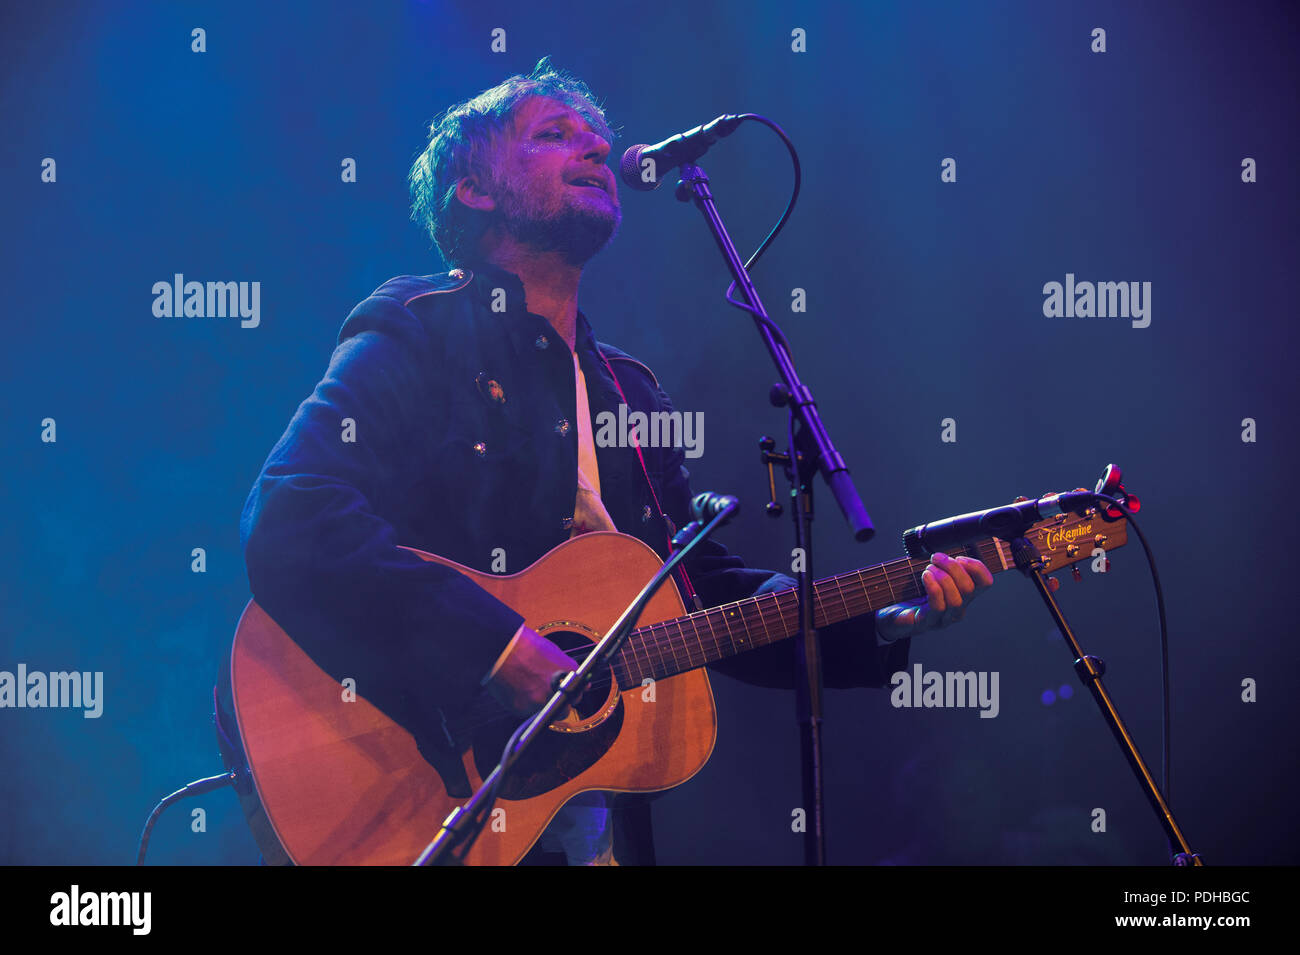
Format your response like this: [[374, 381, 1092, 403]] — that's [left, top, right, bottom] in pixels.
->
[[482, 96, 621, 265]]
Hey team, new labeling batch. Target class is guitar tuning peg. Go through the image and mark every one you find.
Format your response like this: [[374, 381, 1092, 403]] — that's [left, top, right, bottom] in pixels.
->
[[1013, 495, 1030, 503], [1046, 575, 1060, 592], [1095, 463, 1123, 496], [1102, 487, 1140, 520], [1071, 565, 1082, 582]]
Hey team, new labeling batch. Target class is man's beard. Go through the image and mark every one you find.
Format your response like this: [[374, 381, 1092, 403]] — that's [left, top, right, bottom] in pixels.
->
[[495, 178, 621, 266]]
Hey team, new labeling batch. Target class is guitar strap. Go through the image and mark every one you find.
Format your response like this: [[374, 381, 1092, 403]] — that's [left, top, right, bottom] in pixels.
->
[[598, 349, 704, 613]]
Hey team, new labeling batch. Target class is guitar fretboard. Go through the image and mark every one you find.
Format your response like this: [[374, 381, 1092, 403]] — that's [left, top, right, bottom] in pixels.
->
[[609, 538, 1009, 688]]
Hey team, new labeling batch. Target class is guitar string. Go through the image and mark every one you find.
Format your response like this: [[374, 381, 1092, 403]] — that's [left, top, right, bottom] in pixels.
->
[[450, 578, 922, 736], [443, 530, 1098, 737], [616, 541, 1006, 672], [443, 544, 1004, 737]]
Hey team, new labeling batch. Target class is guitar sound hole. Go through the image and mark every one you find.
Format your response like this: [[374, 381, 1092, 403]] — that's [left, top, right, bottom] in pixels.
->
[[471, 628, 624, 800], [543, 629, 614, 721]]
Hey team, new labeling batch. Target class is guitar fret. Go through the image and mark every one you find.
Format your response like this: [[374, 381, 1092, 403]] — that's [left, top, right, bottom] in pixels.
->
[[832, 574, 852, 624], [687, 621, 704, 671], [670, 623, 687, 678], [686, 611, 709, 666], [655, 621, 678, 672], [637, 622, 660, 681], [656, 621, 675, 679], [648, 626, 668, 682], [710, 608, 729, 661], [855, 569, 871, 616], [715, 606, 735, 657], [622, 626, 648, 685], [755, 593, 775, 646], [736, 602, 754, 646], [699, 608, 721, 662], [690, 612, 715, 665], [647, 625, 668, 678], [665, 622, 685, 676], [779, 591, 798, 635], [656, 622, 678, 680], [719, 604, 743, 653], [655, 621, 679, 673], [850, 573, 869, 616]]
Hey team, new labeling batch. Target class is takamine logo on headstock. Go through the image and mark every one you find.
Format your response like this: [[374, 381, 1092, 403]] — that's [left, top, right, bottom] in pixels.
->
[[1044, 520, 1094, 551], [1029, 506, 1127, 572]]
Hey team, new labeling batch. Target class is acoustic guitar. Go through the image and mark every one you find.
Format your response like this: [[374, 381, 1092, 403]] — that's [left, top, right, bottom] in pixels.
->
[[229, 503, 1126, 864]]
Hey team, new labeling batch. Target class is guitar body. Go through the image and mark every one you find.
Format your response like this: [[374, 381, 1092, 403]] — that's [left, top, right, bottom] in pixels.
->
[[229, 531, 718, 865]]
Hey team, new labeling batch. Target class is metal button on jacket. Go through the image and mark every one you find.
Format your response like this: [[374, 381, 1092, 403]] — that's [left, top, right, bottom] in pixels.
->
[[475, 372, 506, 405], [555, 418, 571, 437], [534, 334, 549, 350], [472, 441, 486, 457]]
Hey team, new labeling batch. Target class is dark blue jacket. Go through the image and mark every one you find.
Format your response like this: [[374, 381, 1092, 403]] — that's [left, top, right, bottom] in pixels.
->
[[236, 263, 908, 859]]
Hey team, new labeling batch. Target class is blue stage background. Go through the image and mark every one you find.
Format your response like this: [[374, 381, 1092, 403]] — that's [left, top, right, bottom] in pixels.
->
[[2, 0, 1297, 865]]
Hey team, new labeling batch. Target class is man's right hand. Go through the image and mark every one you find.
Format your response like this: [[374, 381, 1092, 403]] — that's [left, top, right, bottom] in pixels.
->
[[483, 625, 580, 718]]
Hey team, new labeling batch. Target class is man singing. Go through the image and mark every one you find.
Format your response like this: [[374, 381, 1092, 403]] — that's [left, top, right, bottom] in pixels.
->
[[224, 57, 993, 865]]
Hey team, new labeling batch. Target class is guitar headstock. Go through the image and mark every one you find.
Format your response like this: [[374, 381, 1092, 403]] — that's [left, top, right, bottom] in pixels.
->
[[1017, 491, 1129, 575]]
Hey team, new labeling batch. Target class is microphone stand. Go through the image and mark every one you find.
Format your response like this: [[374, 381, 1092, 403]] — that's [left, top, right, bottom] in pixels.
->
[[1006, 530, 1202, 865], [412, 498, 740, 866], [675, 161, 874, 865]]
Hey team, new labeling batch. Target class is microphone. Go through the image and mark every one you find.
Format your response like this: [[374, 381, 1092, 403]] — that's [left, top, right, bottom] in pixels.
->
[[670, 492, 740, 549], [690, 492, 740, 523], [619, 114, 745, 191], [902, 491, 1098, 560]]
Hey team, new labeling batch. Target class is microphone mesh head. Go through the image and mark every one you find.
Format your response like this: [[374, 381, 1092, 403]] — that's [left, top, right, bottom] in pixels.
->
[[620, 144, 663, 192], [902, 528, 928, 561]]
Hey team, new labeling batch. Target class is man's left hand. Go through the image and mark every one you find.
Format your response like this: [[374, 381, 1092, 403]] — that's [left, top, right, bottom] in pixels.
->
[[874, 551, 994, 642]]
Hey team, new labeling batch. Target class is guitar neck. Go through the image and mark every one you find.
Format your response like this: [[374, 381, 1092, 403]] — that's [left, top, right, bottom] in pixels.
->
[[611, 536, 1016, 688]]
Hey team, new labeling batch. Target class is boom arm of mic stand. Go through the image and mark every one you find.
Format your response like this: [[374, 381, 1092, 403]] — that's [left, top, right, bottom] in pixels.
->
[[412, 500, 740, 866], [676, 161, 874, 542]]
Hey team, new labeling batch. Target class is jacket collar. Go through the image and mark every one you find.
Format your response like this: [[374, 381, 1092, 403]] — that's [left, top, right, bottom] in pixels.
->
[[468, 261, 620, 401]]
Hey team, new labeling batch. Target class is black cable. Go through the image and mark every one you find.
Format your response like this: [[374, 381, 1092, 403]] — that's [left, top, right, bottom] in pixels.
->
[[136, 771, 236, 865], [1094, 493, 1172, 843], [714, 113, 801, 356], [727, 114, 801, 275]]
